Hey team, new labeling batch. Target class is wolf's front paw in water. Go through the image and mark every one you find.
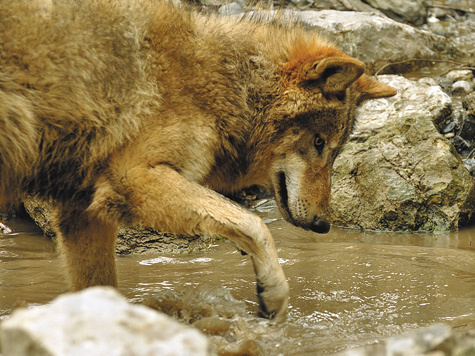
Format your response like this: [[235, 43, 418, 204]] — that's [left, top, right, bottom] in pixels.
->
[[256, 277, 289, 321]]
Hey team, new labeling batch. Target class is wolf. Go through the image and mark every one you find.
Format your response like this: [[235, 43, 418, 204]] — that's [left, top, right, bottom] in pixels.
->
[[0, 0, 396, 318]]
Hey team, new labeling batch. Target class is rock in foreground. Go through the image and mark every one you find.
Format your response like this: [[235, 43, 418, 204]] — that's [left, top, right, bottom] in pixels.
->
[[0, 287, 215, 356]]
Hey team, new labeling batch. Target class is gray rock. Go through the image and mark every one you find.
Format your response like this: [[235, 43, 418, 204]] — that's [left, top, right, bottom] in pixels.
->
[[460, 92, 475, 141], [115, 226, 217, 255], [452, 80, 473, 95], [462, 158, 475, 175], [453, 330, 475, 356], [0, 287, 215, 356], [463, 92, 475, 114], [442, 121, 456, 134], [386, 324, 453, 355], [199, 0, 223, 7], [430, 6, 448, 20], [336, 323, 472, 356], [23, 197, 56, 239], [363, 0, 428, 25], [445, 70, 474, 82], [330, 75, 475, 232], [23, 198, 219, 255], [295, 10, 451, 73], [352, 76, 452, 137], [325, 0, 381, 13], [218, 2, 244, 15]]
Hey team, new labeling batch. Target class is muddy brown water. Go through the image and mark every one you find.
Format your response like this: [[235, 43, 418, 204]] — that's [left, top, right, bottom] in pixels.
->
[[1, 200, 474, 355]]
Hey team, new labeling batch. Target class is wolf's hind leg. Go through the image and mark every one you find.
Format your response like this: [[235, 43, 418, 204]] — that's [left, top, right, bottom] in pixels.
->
[[55, 207, 118, 291], [91, 164, 289, 319]]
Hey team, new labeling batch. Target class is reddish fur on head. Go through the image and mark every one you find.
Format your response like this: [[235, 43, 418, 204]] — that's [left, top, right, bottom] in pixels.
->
[[282, 37, 351, 83]]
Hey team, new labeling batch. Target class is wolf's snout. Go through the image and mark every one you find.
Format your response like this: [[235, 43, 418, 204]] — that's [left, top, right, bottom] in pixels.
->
[[310, 217, 330, 234]]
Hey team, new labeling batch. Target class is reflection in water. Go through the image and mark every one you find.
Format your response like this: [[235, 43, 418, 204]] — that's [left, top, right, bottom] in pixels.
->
[[1, 209, 474, 355]]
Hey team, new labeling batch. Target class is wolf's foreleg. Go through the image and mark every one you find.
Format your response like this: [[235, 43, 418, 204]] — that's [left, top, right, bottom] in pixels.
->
[[91, 164, 289, 319], [55, 206, 119, 291]]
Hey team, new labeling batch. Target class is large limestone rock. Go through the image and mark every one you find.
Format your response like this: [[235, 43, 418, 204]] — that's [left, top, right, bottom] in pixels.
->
[[0, 287, 215, 356], [330, 75, 475, 232]]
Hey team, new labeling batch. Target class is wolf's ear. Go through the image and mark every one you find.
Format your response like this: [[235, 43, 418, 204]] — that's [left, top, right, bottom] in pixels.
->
[[304, 57, 366, 94], [356, 74, 398, 102]]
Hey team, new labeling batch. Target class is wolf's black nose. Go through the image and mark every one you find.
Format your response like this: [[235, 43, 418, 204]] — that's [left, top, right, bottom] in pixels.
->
[[310, 217, 330, 234]]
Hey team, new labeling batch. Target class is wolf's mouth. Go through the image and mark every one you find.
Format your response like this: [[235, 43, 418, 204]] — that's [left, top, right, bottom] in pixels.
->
[[276, 171, 331, 234], [277, 171, 291, 221]]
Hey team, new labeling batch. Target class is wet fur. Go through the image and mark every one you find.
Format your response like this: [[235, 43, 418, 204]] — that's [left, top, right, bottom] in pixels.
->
[[0, 0, 396, 318]]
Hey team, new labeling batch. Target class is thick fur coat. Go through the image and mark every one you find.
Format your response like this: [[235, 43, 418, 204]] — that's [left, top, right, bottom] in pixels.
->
[[0, 0, 396, 318]]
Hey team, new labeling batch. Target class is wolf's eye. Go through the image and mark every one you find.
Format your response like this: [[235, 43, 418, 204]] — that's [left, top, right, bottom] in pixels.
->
[[314, 134, 325, 154]]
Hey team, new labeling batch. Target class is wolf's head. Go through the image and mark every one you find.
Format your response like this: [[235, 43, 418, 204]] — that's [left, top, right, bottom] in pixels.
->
[[256, 38, 397, 234]]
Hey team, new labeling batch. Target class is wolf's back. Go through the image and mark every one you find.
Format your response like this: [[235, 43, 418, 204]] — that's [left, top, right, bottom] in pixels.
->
[[0, 0, 161, 205]]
